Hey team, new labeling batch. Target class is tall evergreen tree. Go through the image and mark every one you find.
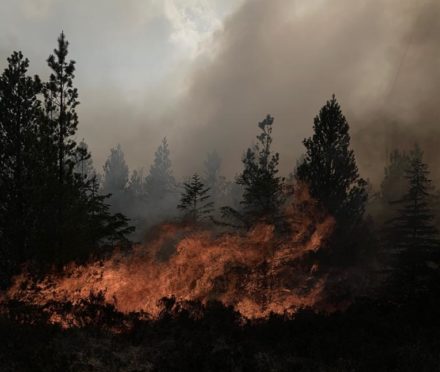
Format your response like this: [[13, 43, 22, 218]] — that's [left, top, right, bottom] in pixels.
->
[[34, 33, 133, 264], [37, 32, 81, 254], [203, 150, 226, 206], [386, 145, 440, 295], [74, 140, 96, 181], [102, 144, 129, 195], [381, 149, 410, 204], [296, 95, 367, 225], [128, 168, 145, 200], [0, 51, 41, 281], [145, 137, 175, 200], [178, 174, 213, 222], [43, 31, 79, 185], [222, 115, 284, 227], [102, 144, 129, 213], [0, 33, 134, 272]]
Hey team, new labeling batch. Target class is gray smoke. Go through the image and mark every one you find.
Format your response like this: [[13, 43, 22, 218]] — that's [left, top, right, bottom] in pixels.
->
[[1, 0, 440, 186], [167, 0, 440, 185]]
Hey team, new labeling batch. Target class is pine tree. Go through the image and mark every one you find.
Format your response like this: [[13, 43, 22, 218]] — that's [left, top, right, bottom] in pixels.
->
[[37, 32, 81, 254], [381, 149, 410, 204], [74, 140, 96, 181], [102, 144, 130, 213], [34, 33, 133, 264], [145, 137, 175, 200], [222, 115, 284, 227], [0, 33, 134, 271], [103, 144, 129, 194], [128, 168, 145, 200], [296, 95, 367, 225], [203, 150, 226, 206], [178, 174, 213, 222], [387, 145, 440, 295], [0, 51, 41, 282], [43, 31, 79, 185]]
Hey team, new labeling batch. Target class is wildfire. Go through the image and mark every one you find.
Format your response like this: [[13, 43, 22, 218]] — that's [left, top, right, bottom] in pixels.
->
[[3, 185, 338, 325]]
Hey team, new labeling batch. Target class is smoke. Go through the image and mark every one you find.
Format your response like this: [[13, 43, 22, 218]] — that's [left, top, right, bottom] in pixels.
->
[[166, 0, 440, 184], [1, 0, 439, 185]]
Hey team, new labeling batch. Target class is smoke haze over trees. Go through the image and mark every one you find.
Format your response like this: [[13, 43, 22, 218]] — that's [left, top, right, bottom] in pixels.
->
[[1, 0, 440, 184]]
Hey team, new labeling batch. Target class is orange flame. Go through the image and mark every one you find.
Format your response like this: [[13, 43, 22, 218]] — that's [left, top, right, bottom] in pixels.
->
[[4, 184, 337, 323]]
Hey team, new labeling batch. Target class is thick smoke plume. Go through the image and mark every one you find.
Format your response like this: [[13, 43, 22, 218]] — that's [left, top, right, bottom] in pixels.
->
[[168, 0, 440, 184], [1, 1, 438, 184]]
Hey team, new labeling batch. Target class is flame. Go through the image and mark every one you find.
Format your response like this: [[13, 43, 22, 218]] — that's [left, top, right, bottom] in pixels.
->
[[3, 184, 339, 324]]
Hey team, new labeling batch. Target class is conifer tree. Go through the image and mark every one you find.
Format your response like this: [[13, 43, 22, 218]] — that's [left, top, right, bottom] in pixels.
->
[[296, 95, 367, 225], [128, 168, 145, 200], [102, 144, 130, 214], [102, 144, 129, 195], [178, 174, 213, 222], [203, 150, 226, 206], [43, 31, 79, 185], [387, 145, 440, 295], [0, 51, 41, 280], [145, 137, 175, 200], [0, 33, 134, 271], [381, 149, 410, 204], [222, 115, 284, 227], [74, 140, 96, 181], [35, 33, 133, 264]]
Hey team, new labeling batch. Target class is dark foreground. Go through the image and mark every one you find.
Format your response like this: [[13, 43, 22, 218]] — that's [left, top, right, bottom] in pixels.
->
[[0, 295, 439, 372]]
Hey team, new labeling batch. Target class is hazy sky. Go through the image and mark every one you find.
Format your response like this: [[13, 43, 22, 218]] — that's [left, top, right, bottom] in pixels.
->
[[1, 0, 439, 184]]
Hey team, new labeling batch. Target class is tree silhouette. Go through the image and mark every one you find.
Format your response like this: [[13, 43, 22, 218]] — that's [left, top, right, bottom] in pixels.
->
[[43, 31, 79, 186], [381, 149, 410, 204], [0, 33, 135, 267], [178, 174, 213, 222], [103, 144, 129, 194], [145, 138, 175, 200], [0, 51, 41, 282], [297, 95, 367, 225], [386, 145, 440, 296], [102, 144, 130, 213], [127, 168, 145, 200], [203, 150, 226, 206], [74, 140, 96, 181], [222, 115, 284, 228]]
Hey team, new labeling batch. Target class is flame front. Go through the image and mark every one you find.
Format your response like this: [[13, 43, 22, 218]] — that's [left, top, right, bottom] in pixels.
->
[[4, 185, 338, 322]]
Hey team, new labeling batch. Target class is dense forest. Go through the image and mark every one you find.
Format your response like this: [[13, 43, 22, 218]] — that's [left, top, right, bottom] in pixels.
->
[[1, 33, 440, 371]]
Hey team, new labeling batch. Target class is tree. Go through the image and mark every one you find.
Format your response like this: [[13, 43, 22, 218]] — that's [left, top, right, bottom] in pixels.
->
[[145, 137, 175, 200], [296, 95, 367, 225], [0, 33, 134, 273], [222, 115, 285, 227], [178, 174, 213, 222], [203, 150, 226, 206], [102, 144, 130, 214], [74, 140, 96, 181], [0, 51, 41, 282], [103, 144, 129, 194], [386, 145, 440, 296], [43, 31, 79, 186], [33, 33, 133, 265], [37, 31, 82, 254], [128, 168, 145, 200], [381, 149, 410, 204]]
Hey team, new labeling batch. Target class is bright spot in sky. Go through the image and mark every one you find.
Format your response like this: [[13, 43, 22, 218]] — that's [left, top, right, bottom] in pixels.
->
[[164, 0, 223, 57]]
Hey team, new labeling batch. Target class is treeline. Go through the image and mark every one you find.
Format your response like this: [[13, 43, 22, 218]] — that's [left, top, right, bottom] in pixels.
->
[[99, 139, 241, 234], [1, 33, 440, 303], [0, 34, 133, 286]]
